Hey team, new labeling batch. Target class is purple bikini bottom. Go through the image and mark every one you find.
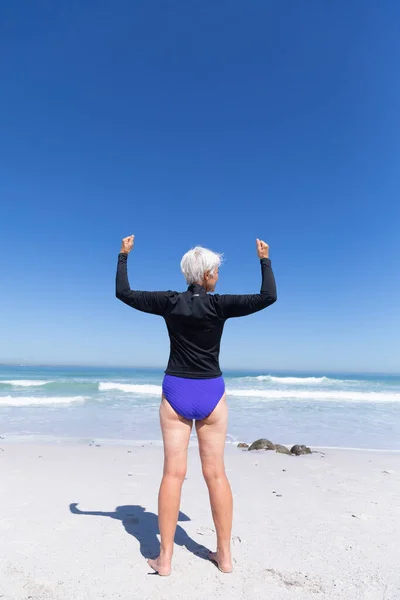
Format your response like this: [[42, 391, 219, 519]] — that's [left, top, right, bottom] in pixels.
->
[[162, 375, 226, 420]]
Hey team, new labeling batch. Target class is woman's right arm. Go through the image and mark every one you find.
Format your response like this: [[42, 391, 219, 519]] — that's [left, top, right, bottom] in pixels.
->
[[218, 240, 277, 319], [115, 235, 169, 316]]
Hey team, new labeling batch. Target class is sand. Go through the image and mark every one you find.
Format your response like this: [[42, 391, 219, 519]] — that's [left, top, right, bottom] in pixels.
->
[[0, 441, 399, 600]]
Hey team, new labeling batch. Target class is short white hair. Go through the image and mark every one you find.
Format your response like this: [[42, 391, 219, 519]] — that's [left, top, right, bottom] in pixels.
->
[[180, 246, 223, 285]]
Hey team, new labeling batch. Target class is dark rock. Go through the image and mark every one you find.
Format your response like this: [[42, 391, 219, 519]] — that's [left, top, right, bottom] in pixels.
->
[[248, 438, 275, 451], [290, 444, 312, 456], [275, 444, 291, 455], [237, 442, 249, 448]]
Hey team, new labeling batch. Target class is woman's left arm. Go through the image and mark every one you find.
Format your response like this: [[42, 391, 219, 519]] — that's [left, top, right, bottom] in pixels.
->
[[115, 236, 170, 316], [216, 239, 277, 319]]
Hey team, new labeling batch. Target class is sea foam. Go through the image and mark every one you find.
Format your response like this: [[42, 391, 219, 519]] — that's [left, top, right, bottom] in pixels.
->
[[99, 382, 161, 395], [0, 396, 90, 407], [228, 389, 399, 402], [237, 375, 347, 385], [98, 381, 398, 403], [2, 380, 52, 387]]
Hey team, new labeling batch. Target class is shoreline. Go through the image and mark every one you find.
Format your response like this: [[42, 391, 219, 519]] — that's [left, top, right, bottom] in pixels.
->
[[0, 434, 400, 454], [2, 434, 400, 453]]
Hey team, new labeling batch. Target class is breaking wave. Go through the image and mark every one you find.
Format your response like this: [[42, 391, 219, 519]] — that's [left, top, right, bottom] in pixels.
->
[[236, 375, 347, 385], [97, 382, 399, 403], [228, 389, 399, 403], [0, 396, 90, 407], [2, 380, 53, 387], [99, 382, 161, 395]]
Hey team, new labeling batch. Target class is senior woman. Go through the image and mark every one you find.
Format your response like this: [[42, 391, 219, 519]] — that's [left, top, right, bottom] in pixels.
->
[[116, 236, 277, 575]]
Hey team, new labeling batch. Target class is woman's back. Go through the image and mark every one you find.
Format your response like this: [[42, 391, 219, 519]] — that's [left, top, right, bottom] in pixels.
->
[[164, 283, 226, 378], [116, 251, 277, 378]]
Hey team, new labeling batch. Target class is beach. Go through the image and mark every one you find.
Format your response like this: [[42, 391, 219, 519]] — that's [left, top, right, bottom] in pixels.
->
[[1, 441, 399, 600]]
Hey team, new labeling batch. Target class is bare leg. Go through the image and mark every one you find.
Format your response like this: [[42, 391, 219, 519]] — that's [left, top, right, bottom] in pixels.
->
[[148, 396, 192, 576], [196, 394, 233, 573]]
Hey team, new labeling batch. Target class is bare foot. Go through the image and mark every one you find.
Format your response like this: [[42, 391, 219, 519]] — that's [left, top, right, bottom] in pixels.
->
[[147, 556, 171, 576], [208, 551, 233, 573]]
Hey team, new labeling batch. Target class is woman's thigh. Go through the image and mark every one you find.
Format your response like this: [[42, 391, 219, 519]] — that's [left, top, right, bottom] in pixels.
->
[[195, 393, 228, 472], [160, 396, 193, 475]]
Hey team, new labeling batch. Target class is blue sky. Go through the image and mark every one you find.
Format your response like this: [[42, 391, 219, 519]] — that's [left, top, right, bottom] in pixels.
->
[[1, 1, 399, 373]]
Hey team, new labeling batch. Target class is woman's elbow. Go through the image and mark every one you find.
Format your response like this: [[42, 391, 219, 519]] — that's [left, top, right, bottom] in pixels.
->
[[116, 289, 126, 301], [263, 293, 277, 308]]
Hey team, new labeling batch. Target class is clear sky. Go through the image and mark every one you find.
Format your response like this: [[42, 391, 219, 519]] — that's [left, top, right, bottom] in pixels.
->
[[1, 1, 399, 373]]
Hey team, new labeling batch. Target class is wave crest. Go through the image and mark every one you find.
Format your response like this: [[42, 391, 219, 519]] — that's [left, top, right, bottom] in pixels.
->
[[2, 380, 52, 387], [238, 375, 336, 385], [99, 382, 161, 395], [228, 389, 399, 403], [0, 396, 89, 407], [97, 381, 398, 403]]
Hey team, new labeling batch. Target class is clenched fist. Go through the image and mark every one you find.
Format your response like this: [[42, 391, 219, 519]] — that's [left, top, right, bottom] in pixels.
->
[[120, 235, 135, 254], [256, 238, 269, 259]]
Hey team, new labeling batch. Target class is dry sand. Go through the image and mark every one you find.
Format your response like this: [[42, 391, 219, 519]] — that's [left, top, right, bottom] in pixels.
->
[[0, 442, 399, 600]]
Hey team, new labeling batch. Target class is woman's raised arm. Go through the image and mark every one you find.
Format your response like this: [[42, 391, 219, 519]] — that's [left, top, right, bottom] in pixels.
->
[[115, 235, 170, 316], [217, 239, 277, 319]]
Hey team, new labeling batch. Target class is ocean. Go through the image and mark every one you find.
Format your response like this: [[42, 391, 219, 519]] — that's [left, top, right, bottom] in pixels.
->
[[0, 365, 399, 450]]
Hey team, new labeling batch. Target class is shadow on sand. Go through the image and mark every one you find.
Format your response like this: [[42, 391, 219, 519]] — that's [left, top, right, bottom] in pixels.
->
[[69, 503, 210, 561]]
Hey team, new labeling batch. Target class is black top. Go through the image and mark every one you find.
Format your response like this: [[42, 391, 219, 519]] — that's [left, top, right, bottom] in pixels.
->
[[116, 253, 277, 379]]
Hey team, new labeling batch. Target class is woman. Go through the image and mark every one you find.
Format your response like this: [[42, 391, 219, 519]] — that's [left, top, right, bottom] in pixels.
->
[[116, 236, 277, 575]]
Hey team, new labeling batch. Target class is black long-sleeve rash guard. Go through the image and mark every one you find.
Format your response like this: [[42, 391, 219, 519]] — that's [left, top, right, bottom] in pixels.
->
[[116, 253, 277, 379]]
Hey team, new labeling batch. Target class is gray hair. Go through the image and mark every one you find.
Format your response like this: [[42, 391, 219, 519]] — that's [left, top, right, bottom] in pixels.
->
[[180, 246, 223, 285]]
